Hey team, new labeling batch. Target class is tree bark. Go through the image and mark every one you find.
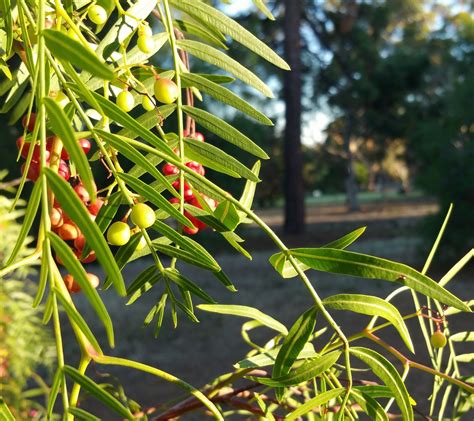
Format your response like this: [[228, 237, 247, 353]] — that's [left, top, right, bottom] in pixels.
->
[[344, 114, 360, 212], [283, 0, 305, 234]]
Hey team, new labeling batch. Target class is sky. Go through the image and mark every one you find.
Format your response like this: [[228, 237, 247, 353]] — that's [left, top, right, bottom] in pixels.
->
[[221, 0, 331, 145]]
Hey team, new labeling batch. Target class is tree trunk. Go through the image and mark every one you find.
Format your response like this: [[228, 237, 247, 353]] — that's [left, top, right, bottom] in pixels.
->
[[283, 0, 305, 234], [344, 114, 360, 212]]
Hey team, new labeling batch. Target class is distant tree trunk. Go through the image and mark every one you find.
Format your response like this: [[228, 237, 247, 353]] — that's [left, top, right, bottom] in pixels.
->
[[283, 0, 305, 234], [344, 114, 360, 211]]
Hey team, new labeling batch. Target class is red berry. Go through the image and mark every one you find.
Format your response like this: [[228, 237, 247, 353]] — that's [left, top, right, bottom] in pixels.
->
[[21, 162, 40, 181], [74, 235, 86, 251], [88, 198, 104, 216], [194, 132, 205, 142], [58, 222, 79, 241], [74, 183, 90, 203], [86, 273, 100, 289], [64, 274, 81, 293], [58, 160, 70, 180], [184, 188, 194, 202], [16, 137, 30, 158], [60, 148, 70, 160], [21, 113, 36, 132], [81, 251, 97, 264], [51, 207, 63, 229], [169, 197, 180, 205], [186, 161, 205, 176], [184, 210, 206, 230], [79, 138, 91, 154], [162, 163, 179, 176], [183, 225, 199, 235]]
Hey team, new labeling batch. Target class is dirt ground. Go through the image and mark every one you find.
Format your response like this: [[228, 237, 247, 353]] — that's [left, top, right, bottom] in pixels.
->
[[59, 200, 473, 420]]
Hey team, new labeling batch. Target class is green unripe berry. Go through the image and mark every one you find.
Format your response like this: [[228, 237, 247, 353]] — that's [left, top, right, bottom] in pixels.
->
[[107, 222, 131, 246], [136, 235, 147, 251], [116, 90, 135, 112], [431, 331, 447, 348], [153, 78, 179, 104], [87, 5, 107, 25], [137, 35, 154, 54], [130, 203, 156, 229], [142, 95, 155, 111], [138, 25, 152, 37]]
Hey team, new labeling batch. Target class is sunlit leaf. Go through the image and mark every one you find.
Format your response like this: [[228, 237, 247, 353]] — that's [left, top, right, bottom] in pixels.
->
[[323, 294, 414, 353], [198, 304, 287, 335], [43, 30, 113, 80], [350, 347, 413, 421]]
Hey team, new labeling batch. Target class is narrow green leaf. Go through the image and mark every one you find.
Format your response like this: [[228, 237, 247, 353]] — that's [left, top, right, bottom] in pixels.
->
[[62, 63, 103, 113], [0, 400, 15, 421], [181, 73, 272, 125], [175, 19, 228, 49], [323, 294, 414, 353], [439, 248, 473, 287], [239, 161, 261, 213], [177, 39, 273, 97], [323, 227, 367, 249], [96, 0, 156, 59], [117, 104, 176, 140], [235, 343, 317, 369], [183, 203, 230, 232], [127, 266, 159, 296], [0, 0, 13, 55], [450, 332, 474, 342], [198, 304, 288, 335], [127, 271, 163, 305], [286, 388, 345, 421], [170, 0, 288, 69], [67, 407, 101, 421], [214, 200, 240, 231], [96, 130, 175, 194], [54, 286, 103, 354], [44, 98, 96, 200], [184, 136, 260, 180], [252, 0, 275, 20], [183, 105, 268, 159], [118, 173, 193, 228], [152, 220, 223, 274], [33, 241, 49, 307], [82, 92, 175, 157], [455, 353, 474, 363], [43, 30, 113, 80], [350, 388, 389, 421], [154, 244, 218, 271], [44, 169, 126, 296], [164, 268, 216, 304], [46, 368, 62, 418], [247, 350, 341, 387], [63, 366, 134, 420], [269, 227, 366, 279], [5, 179, 41, 266], [48, 232, 114, 347], [273, 307, 317, 400], [289, 248, 470, 312], [154, 293, 168, 338], [350, 347, 413, 421]]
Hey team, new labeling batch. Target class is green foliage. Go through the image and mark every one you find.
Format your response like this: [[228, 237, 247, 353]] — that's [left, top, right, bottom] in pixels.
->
[[0, 2, 472, 420], [0, 175, 55, 419]]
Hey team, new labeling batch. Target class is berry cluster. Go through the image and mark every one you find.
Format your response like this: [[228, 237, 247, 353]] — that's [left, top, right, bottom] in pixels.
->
[[163, 131, 217, 235], [17, 112, 91, 182], [17, 112, 100, 294], [106, 203, 155, 249]]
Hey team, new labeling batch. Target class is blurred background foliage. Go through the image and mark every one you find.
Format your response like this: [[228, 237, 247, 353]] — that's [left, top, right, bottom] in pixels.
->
[[0, 172, 56, 419], [0, 0, 472, 255]]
